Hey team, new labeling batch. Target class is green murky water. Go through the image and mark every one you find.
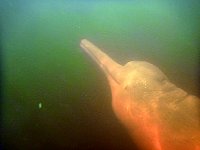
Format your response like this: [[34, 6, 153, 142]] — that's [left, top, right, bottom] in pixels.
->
[[1, 0, 199, 149]]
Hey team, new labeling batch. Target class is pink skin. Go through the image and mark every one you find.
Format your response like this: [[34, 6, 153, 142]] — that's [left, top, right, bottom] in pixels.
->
[[80, 39, 200, 150]]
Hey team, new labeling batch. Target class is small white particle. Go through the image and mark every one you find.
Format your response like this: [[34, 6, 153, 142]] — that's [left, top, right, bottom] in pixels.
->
[[38, 102, 42, 109]]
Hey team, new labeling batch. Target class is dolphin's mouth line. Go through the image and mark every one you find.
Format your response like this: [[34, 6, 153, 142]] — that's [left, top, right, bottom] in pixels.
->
[[80, 42, 102, 68], [80, 39, 120, 85]]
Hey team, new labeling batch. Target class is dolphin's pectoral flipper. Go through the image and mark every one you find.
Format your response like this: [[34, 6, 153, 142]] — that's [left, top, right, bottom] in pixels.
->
[[80, 39, 200, 150]]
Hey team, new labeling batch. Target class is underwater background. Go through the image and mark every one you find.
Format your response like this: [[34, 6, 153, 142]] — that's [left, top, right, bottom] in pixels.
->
[[1, 0, 199, 150]]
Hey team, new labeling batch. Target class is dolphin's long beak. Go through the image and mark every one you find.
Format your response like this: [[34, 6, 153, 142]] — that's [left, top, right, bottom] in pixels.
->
[[80, 39, 122, 84]]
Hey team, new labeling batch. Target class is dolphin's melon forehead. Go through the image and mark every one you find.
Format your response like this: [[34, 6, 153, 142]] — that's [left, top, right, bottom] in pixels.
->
[[123, 61, 168, 81]]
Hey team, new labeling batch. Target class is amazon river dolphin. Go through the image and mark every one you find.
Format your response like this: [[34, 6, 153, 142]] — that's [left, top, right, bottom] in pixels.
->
[[80, 39, 200, 150]]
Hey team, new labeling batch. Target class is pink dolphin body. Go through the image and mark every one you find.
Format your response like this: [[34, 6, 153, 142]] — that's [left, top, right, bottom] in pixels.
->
[[80, 39, 200, 150]]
